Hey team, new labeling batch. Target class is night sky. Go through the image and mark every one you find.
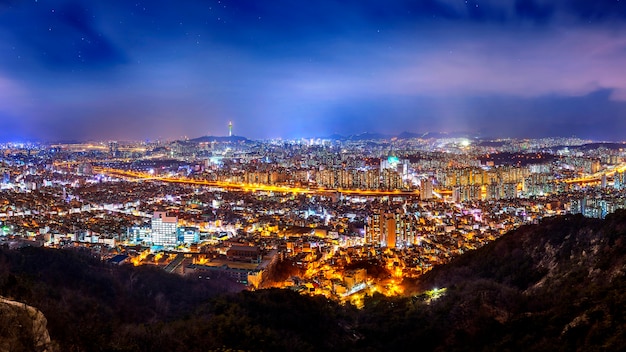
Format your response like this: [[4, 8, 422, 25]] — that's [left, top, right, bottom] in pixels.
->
[[2, 1, 626, 142]]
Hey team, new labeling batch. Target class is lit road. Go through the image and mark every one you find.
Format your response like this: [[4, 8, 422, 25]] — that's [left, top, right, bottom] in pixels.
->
[[562, 162, 626, 185], [78, 161, 626, 197], [92, 167, 424, 197]]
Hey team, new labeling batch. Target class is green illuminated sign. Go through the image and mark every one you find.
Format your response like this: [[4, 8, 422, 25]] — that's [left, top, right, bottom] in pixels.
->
[[388, 156, 400, 164]]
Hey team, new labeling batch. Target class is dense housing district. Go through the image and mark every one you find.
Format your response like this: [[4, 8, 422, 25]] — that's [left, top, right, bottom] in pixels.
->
[[1, 136, 626, 303]]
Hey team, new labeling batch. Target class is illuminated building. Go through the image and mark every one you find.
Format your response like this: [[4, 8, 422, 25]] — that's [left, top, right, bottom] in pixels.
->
[[366, 209, 418, 248], [151, 212, 178, 247], [420, 179, 433, 200], [343, 269, 367, 290], [502, 183, 518, 199], [396, 212, 417, 248], [383, 212, 396, 248], [365, 169, 380, 189], [380, 155, 409, 180], [381, 168, 403, 190], [339, 169, 353, 188], [617, 171, 626, 190], [453, 185, 482, 202], [229, 121, 233, 137], [127, 226, 152, 244], [227, 245, 262, 263], [108, 141, 119, 157], [178, 226, 200, 244], [486, 183, 502, 200], [365, 211, 382, 245], [75, 163, 93, 175]]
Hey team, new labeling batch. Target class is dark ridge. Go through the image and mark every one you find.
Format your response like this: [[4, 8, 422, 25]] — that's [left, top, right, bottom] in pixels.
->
[[477, 140, 508, 147], [573, 142, 626, 151], [396, 131, 421, 139], [347, 132, 392, 141], [188, 135, 250, 143]]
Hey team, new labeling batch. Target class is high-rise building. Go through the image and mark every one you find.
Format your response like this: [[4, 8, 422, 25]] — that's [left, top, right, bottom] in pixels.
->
[[365, 211, 382, 246], [486, 183, 502, 200], [367, 208, 418, 248], [420, 179, 433, 200], [151, 212, 178, 247], [108, 141, 119, 157], [382, 213, 396, 248], [502, 183, 518, 199]]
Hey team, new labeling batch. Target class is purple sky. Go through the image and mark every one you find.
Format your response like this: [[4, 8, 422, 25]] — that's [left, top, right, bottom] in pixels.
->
[[1, 0, 626, 141]]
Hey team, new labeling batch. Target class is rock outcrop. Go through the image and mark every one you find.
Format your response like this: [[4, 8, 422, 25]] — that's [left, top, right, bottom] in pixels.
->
[[0, 296, 52, 352]]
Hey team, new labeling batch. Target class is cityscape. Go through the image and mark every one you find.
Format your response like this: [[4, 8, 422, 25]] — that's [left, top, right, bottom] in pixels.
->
[[3, 0, 626, 350], [2, 130, 626, 306]]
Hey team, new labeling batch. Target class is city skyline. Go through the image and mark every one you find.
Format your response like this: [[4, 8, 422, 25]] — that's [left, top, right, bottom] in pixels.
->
[[2, 1, 626, 142]]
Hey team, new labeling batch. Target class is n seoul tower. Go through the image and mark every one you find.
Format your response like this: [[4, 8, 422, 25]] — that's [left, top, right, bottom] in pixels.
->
[[228, 121, 233, 137]]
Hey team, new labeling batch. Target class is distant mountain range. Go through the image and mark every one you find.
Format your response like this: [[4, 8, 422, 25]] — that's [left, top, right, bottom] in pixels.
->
[[319, 131, 477, 141], [569, 142, 626, 151], [188, 135, 249, 143], [182, 131, 475, 143]]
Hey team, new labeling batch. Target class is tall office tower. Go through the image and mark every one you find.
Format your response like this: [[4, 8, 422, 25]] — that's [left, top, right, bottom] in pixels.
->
[[151, 212, 178, 247], [420, 179, 433, 200], [109, 141, 119, 157], [229, 121, 233, 137], [365, 211, 382, 245], [382, 213, 396, 248], [1, 168, 9, 184]]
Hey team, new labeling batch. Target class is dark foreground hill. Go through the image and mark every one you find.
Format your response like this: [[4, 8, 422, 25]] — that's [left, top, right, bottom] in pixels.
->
[[397, 211, 626, 351], [2, 211, 626, 351]]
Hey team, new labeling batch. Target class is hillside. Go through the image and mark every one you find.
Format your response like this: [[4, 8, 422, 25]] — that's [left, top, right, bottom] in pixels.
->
[[1, 212, 626, 351], [0, 247, 237, 351], [396, 211, 626, 351]]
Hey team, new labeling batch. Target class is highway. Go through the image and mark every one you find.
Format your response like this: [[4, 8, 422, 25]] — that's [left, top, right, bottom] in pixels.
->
[[563, 162, 626, 185], [80, 161, 626, 198], [92, 167, 424, 197]]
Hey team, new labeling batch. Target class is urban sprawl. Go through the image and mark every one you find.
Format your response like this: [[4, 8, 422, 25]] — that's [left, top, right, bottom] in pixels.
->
[[1, 135, 625, 305]]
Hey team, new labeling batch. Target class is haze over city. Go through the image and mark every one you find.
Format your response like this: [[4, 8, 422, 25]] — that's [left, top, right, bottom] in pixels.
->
[[1, 0, 626, 141]]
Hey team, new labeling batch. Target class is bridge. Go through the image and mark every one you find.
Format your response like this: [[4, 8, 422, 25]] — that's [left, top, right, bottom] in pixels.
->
[[562, 163, 626, 186]]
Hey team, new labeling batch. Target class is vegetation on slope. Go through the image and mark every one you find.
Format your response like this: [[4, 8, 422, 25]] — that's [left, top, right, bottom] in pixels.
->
[[2, 211, 626, 351]]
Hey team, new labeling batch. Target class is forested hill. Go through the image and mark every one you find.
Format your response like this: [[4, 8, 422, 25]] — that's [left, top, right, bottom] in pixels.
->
[[2, 212, 626, 351], [405, 211, 626, 351]]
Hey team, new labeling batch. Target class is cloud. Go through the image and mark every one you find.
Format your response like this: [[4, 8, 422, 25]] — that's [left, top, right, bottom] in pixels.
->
[[391, 27, 626, 100], [3, 1, 626, 141], [272, 25, 626, 102], [0, 74, 27, 113]]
